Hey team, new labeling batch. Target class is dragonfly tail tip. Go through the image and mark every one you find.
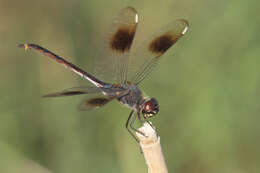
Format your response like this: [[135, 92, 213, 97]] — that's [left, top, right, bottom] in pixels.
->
[[18, 43, 29, 51]]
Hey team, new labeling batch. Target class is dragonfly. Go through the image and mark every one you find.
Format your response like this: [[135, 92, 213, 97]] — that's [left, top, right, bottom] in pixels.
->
[[19, 6, 188, 141]]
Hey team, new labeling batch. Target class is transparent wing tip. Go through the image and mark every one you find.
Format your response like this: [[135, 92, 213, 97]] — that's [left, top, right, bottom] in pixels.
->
[[118, 6, 138, 24], [177, 19, 189, 35], [122, 6, 137, 14]]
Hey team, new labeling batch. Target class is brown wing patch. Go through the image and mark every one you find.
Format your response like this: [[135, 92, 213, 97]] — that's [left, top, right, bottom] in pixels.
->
[[110, 26, 136, 53], [149, 33, 181, 55], [87, 97, 110, 107]]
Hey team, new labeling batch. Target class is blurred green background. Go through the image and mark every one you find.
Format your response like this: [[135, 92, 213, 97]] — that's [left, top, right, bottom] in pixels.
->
[[0, 0, 259, 172]]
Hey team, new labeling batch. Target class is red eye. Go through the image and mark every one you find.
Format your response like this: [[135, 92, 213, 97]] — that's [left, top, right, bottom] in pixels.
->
[[144, 101, 154, 112], [142, 98, 159, 115]]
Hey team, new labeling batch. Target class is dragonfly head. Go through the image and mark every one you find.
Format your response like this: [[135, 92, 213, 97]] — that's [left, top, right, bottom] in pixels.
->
[[141, 98, 159, 118]]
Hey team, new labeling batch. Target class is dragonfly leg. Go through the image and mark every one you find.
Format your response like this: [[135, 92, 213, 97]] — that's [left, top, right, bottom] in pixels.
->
[[126, 110, 147, 142], [126, 110, 140, 142], [129, 111, 147, 137]]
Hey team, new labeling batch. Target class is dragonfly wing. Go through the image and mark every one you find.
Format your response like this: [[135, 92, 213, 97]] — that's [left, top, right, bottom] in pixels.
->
[[43, 86, 126, 111], [128, 19, 189, 85], [42, 86, 103, 98], [94, 6, 138, 84]]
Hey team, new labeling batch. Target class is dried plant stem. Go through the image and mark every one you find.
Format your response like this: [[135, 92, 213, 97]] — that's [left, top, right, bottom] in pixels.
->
[[136, 122, 168, 173]]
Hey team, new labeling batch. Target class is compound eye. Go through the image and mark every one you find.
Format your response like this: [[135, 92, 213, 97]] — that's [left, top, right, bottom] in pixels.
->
[[144, 101, 154, 112], [142, 98, 159, 118]]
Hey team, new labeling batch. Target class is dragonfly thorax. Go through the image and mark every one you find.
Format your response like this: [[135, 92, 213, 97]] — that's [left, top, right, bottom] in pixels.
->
[[116, 83, 143, 110], [116, 84, 159, 118]]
